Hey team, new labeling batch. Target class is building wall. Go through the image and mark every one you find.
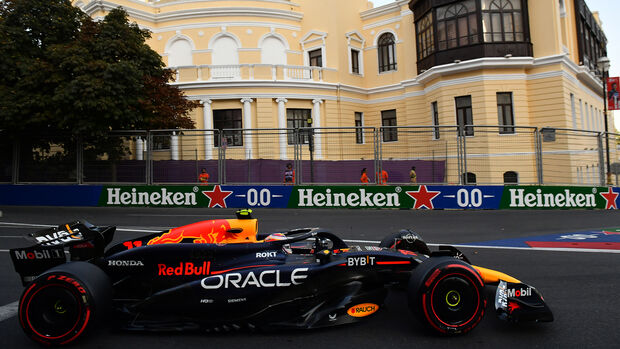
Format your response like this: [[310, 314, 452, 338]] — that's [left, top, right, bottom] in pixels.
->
[[72, 0, 616, 184]]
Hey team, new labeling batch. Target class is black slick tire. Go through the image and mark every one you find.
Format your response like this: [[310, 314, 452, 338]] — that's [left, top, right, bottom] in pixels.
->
[[408, 256, 485, 335], [18, 262, 111, 346]]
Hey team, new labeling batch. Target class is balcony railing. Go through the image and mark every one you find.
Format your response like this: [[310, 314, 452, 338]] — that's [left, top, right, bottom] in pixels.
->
[[171, 64, 334, 83]]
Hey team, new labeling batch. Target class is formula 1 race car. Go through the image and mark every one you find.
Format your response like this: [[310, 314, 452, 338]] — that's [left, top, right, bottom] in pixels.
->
[[10, 210, 553, 345]]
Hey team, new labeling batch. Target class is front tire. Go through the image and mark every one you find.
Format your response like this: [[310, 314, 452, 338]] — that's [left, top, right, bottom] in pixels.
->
[[18, 262, 111, 346], [408, 257, 485, 335]]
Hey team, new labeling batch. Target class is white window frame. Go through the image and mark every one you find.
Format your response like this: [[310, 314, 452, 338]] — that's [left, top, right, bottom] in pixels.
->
[[570, 93, 576, 129], [431, 101, 440, 140], [346, 31, 365, 76]]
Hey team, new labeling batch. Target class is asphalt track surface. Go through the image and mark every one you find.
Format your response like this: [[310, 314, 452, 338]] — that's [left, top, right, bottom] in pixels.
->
[[0, 207, 619, 348]]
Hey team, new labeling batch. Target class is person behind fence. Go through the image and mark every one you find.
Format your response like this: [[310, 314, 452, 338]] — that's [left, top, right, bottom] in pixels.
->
[[409, 166, 417, 183], [376, 169, 388, 185], [199, 168, 210, 184], [283, 163, 295, 184], [360, 168, 369, 184]]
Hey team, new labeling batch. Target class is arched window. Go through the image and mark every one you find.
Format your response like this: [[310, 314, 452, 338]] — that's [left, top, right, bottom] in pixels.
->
[[462, 172, 476, 184], [503, 171, 518, 184], [377, 33, 397, 72], [416, 12, 434, 59], [211, 35, 240, 78], [482, 0, 525, 42], [260, 36, 287, 65], [437, 0, 478, 50], [167, 39, 193, 67]]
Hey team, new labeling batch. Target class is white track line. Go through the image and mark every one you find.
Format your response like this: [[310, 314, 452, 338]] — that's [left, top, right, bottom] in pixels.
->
[[2, 221, 620, 254], [0, 301, 18, 322]]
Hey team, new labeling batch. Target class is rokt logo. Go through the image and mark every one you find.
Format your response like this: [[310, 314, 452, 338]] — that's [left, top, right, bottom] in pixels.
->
[[347, 303, 379, 317]]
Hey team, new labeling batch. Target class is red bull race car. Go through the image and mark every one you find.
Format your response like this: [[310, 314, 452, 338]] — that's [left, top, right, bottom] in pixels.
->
[[10, 210, 553, 345]]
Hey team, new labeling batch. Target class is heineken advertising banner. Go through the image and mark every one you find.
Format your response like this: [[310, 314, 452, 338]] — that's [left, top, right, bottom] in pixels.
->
[[96, 185, 618, 210], [1, 184, 618, 210]]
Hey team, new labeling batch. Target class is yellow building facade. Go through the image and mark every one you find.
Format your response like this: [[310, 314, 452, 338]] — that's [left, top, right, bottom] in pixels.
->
[[73, 0, 616, 185]]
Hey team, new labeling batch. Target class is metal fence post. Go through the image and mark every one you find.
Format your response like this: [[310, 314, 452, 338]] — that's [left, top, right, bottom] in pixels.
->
[[375, 128, 382, 184], [146, 131, 152, 185], [76, 136, 83, 185], [12, 139, 19, 184], [219, 130, 226, 185], [295, 129, 301, 185], [598, 132, 606, 186], [534, 128, 543, 185]]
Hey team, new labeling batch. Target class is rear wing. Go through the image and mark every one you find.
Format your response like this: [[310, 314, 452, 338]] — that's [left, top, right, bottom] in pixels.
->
[[10, 220, 116, 285]]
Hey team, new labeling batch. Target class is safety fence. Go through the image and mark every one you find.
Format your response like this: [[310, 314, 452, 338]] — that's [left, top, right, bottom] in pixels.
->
[[1, 127, 618, 186]]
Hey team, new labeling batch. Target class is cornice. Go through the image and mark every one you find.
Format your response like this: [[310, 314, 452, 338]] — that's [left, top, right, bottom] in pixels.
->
[[154, 0, 301, 9], [360, 0, 409, 20], [81, 1, 303, 23]]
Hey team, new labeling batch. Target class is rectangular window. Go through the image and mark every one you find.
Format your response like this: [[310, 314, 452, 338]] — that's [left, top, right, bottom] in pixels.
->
[[431, 101, 440, 139], [287, 108, 312, 145], [481, 0, 524, 43], [583, 103, 590, 130], [213, 109, 243, 147], [152, 136, 171, 151], [570, 93, 576, 129], [308, 48, 322, 67], [497, 92, 515, 134], [455, 96, 474, 136], [381, 109, 398, 142], [589, 105, 594, 131], [355, 112, 364, 144], [351, 49, 360, 74], [579, 99, 584, 130]]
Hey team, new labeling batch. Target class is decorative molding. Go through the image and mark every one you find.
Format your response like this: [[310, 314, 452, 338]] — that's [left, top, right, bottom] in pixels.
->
[[258, 32, 291, 50], [360, 0, 409, 20], [81, 1, 303, 23], [164, 33, 196, 54], [208, 31, 242, 49], [345, 30, 366, 48], [363, 16, 403, 31], [148, 22, 302, 34], [300, 30, 328, 50], [174, 54, 603, 105], [155, 0, 301, 8], [372, 28, 398, 46]]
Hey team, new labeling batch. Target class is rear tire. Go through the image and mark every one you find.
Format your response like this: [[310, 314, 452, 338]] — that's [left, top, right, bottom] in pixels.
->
[[408, 257, 485, 335], [18, 262, 111, 346]]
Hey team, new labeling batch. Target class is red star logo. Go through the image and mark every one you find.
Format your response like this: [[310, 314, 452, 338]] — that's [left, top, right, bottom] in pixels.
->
[[600, 187, 619, 210], [406, 185, 441, 209], [202, 185, 233, 208]]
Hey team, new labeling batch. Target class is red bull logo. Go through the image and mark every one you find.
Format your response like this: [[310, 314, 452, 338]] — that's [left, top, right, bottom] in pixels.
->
[[148, 220, 234, 245]]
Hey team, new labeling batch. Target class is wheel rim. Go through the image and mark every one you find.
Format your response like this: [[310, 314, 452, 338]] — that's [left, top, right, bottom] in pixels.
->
[[430, 274, 479, 326], [27, 285, 82, 338]]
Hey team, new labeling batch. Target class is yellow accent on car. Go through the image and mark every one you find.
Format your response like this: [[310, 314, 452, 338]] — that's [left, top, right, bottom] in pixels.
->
[[472, 266, 521, 284]]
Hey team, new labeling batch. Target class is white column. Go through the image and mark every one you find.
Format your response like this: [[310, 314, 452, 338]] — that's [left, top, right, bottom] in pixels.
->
[[201, 99, 213, 160], [241, 98, 254, 159], [135, 137, 143, 161], [276, 97, 288, 159], [312, 99, 323, 159], [170, 132, 179, 160]]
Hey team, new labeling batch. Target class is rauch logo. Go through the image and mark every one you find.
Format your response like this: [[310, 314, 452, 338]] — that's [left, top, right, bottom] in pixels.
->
[[347, 303, 379, 317]]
